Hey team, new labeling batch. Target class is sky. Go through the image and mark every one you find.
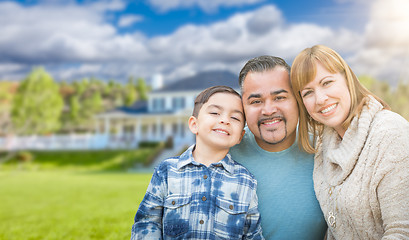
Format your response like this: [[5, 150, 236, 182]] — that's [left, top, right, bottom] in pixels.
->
[[1, 0, 409, 86]]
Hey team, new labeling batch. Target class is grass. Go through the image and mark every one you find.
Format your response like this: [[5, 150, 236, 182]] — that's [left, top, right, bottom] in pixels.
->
[[1, 146, 162, 172], [0, 146, 163, 239], [0, 170, 152, 240]]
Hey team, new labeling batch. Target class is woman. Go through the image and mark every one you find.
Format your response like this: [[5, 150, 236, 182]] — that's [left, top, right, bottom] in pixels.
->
[[290, 45, 409, 239]]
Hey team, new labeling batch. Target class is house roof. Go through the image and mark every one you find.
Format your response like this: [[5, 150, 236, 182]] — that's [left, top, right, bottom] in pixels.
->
[[97, 70, 240, 117], [153, 70, 239, 93]]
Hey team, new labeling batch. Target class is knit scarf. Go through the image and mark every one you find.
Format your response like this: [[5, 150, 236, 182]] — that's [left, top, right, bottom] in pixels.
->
[[316, 96, 383, 186]]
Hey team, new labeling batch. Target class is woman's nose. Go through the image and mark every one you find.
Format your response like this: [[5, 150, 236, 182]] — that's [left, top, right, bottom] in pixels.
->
[[315, 89, 328, 105]]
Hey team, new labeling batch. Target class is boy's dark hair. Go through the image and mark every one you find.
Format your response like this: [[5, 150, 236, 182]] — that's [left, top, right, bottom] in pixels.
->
[[192, 85, 242, 118]]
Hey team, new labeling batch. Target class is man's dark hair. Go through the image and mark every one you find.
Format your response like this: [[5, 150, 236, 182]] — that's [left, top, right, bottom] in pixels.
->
[[239, 55, 290, 90]]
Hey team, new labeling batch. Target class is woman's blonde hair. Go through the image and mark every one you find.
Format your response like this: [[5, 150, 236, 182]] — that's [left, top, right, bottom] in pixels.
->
[[290, 45, 389, 153]]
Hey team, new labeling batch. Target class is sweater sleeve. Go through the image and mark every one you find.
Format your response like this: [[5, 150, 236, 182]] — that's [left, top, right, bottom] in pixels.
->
[[373, 118, 409, 239], [377, 156, 409, 239]]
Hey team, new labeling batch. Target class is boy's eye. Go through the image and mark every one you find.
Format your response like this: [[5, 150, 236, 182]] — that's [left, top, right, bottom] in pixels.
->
[[231, 116, 241, 121]]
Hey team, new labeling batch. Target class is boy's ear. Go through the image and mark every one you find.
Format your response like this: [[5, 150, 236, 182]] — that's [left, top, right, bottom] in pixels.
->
[[188, 116, 199, 135], [237, 129, 245, 144]]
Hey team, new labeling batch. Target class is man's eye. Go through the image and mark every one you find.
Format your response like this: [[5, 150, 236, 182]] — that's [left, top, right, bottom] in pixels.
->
[[250, 100, 261, 104], [275, 96, 286, 101]]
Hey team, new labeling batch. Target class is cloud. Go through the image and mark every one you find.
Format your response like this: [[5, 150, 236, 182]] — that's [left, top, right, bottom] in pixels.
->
[[147, 0, 265, 13], [1, 0, 406, 87], [118, 14, 144, 27], [348, 0, 409, 84], [0, 1, 361, 83]]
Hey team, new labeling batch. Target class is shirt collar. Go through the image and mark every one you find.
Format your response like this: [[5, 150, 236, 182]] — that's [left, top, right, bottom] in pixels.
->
[[177, 144, 235, 174]]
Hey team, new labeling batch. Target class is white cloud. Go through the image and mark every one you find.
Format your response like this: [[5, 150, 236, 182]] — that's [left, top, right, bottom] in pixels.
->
[[1, 0, 407, 86], [348, 0, 409, 84], [118, 14, 144, 27], [147, 0, 264, 13]]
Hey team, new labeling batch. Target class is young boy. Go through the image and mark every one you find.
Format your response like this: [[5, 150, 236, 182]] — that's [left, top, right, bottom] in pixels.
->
[[131, 85, 264, 239]]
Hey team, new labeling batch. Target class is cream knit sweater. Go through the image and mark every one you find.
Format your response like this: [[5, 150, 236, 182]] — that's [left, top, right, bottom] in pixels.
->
[[313, 97, 409, 239]]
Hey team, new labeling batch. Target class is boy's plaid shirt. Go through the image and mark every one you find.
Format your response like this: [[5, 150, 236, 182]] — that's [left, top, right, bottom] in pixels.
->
[[131, 145, 264, 239]]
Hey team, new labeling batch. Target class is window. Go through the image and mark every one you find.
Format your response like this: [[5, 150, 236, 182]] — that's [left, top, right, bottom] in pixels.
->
[[172, 97, 185, 110], [153, 98, 165, 112]]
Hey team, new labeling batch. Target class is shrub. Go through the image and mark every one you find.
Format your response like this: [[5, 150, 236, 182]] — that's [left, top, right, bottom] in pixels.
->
[[16, 151, 34, 162]]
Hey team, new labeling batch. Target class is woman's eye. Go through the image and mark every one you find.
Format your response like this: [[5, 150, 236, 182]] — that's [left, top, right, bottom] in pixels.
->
[[302, 91, 312, 98], [210, 112, 219, 115], [323, 80, 333, 86]]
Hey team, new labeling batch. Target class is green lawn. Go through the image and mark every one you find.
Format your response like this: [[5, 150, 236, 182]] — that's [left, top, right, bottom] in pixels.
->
[[1, 148, 159, 171], [0, 170, 152, 240]]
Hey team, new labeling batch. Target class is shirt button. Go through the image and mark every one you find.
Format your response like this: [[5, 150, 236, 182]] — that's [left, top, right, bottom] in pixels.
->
[[199, 220, 204, 224], [229, 205, 234, 210], [203, 175, 208, 179], [202, 196, 207, 201], [172, 201, 175, 205]]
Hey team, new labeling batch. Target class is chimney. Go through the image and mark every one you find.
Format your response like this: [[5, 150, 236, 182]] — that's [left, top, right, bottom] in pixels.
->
[[151, 74, 163, 90]]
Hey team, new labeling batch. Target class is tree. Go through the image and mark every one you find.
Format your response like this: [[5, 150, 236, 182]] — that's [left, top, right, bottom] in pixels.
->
[[124, 76, 137, 106], [359, 75, 409, 121], [136, 77, 149, 101], [11, 67, 64, 135]]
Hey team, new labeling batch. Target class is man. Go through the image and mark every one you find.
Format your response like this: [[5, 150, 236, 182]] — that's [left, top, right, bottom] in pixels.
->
[[230, 56, 327, 239]]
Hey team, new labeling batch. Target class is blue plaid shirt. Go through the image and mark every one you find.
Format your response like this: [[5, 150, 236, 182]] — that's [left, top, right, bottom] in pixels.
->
[[131, 145, 264, 240]]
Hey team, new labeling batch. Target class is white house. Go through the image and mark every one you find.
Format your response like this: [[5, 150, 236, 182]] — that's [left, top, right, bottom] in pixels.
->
[[94, 70, 240, 149], [0, 70, 240, 151]]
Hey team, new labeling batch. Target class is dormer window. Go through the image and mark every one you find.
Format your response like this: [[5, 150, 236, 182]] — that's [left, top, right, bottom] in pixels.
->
[[172, 97, 185, 110], [153, 98, 165, 112]]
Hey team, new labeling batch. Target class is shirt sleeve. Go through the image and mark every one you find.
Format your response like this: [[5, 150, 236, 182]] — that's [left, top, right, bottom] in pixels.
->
[[131, 166, 167, 240], [243, 181, 265, 240]]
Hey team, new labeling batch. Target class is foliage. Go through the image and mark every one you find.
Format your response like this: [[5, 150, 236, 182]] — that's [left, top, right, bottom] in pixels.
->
[[16, 151, 34, 162], [136, 77, 149, 101], [59, 76, 150, 133], [0, 82, 18, 135], [0, 171, 151, 240], [11, 67, 64, 135], [124, 77, 138, 106], [359, 76, 409, 120]]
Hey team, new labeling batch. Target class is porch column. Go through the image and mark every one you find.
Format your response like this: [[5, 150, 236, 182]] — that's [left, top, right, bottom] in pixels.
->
[[156, 117, 162, 140], [104, 117, 110, 135]]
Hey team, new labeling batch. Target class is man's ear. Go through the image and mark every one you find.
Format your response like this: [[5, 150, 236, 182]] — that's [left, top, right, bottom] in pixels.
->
[[188, 116, 199, 135]]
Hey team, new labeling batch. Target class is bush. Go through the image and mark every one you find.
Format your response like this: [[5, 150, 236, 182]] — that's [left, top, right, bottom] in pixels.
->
[[16, 151, 34, 162], [138, 141, 160, 148]]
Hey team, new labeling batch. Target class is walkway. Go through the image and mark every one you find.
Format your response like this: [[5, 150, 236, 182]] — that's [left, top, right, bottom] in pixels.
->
[[128, 146, 186, 173]]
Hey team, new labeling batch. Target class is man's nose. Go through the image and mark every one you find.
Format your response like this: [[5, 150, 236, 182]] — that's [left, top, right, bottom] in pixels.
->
[[261, 101, 277, 116]]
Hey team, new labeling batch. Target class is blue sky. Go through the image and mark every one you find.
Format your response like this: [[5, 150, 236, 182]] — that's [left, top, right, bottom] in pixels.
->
[[1, 0, 408, 85]]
